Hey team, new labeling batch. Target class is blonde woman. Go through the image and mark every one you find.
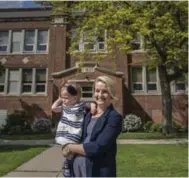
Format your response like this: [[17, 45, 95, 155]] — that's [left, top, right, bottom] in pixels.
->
[[63, 76, 123, 177]]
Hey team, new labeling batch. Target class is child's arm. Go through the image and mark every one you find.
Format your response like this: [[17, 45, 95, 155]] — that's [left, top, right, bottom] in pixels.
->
[[51, 98, 62, 113]]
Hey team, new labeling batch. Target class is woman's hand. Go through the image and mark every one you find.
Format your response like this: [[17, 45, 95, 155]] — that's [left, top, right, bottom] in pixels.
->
[[62, 144, 72, 157], [66, 143, 85, 156]]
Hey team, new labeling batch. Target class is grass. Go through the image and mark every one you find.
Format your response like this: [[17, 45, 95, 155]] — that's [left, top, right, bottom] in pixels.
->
[[0, 133, 55, 140], [119, 132, 188, 139], [117, 144, 188, 177], [0, 145, 48, 176]]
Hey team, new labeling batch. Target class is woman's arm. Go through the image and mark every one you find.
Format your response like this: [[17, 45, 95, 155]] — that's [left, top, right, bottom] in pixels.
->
[[67, 113, 122, 157], [51, 98, 62, 113]]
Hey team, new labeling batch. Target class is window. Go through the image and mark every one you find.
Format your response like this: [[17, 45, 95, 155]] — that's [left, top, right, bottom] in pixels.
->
[[132, 67, 143, 91], [37, 30, 48, 52], [24, 30, 35, 52], [22, 69, 32, 93], [0, 31, 9, 52], [81, 85, 93, 98], [79, 30, 106, 52], [131, 66, 158, 93], [8, 69, 20, 94], [35, 69, 46, 93], [0, 70, 5, 93], [11, 31, 22, 53], [147, 68, 157, 91], [132, 33, 143, 51], [175, 76, 187, 93], [1, 68, 47, 95], [0, 29, 48, 54]]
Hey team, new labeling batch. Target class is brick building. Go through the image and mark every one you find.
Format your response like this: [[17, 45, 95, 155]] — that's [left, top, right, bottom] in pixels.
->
[[0, 7, 187, 126]]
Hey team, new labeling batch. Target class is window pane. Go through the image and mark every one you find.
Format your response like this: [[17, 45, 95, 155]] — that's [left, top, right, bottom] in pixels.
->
[[8, 69, 19, 94], [37, 44, 46, 51], [84, 43, 94, 50], [36, 69, 46, 83], [0, 46, 7, 51], [133, 83, 143, 90], [0, 85, 4, 92], [132, 68, 142, 82], [8, 81, 19, 93], [24, 30, 35, 52], [22, 69, 32, 82], [82, 86, 92, 92], [0, 31, 8, 52], [9, 69, 19, 81], [82, 93, 93, 98], [147, 84, 157, 91], [22, 85, 32, 92], [0, 70, 5, 83], [176, 83, 185, 91], [147, 69, 156, 82], [36, 84, 45, 92], [11, 31, 21, 52], [37, 30, 48, 51], [38, 30, 48, 43]]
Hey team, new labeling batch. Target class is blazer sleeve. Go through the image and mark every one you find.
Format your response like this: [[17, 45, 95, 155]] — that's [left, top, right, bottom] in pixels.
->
[[83, 112, 122, 157]]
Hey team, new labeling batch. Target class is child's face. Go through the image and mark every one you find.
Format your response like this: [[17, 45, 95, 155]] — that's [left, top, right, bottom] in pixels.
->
[[91, 103, 97, 115], [60, 89, 77, 106]]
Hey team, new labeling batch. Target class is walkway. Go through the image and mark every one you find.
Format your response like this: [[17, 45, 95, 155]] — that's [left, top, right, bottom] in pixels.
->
[[0, 138, 188, 146]]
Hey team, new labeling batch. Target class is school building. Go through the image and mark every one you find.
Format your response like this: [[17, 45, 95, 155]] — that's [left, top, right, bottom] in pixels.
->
[[0, 7, 187, 126]]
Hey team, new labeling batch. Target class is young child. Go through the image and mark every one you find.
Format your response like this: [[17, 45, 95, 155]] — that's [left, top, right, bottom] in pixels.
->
[[51, 81, 94, 177]]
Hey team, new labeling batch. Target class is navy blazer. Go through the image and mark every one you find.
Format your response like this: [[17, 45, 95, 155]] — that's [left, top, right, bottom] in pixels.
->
[[77, 104, 122, 177]]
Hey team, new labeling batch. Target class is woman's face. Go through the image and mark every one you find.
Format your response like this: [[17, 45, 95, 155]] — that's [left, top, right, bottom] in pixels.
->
[[94, 81, 112, 108]]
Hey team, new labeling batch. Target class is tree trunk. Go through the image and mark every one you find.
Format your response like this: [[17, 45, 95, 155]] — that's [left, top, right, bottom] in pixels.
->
[[158, 65, 173, 134]]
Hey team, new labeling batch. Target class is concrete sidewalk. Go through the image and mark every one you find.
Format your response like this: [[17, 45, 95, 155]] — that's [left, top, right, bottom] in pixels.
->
[[4, 145, 64, 177], [0, 138, 188, 146]]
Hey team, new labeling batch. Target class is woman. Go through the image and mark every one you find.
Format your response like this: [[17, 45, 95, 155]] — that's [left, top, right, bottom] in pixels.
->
[[63, 75, 123, 177]]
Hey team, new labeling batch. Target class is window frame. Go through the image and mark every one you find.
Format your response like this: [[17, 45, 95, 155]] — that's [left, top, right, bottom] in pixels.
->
[[0, 29, 49, 54], [131, 66, 159, 94], [0, 68, 47, 96], [0, 31, 9, 53]]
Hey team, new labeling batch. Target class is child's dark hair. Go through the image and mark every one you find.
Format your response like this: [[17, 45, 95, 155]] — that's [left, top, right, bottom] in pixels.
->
[[60, 82, 81, 102]]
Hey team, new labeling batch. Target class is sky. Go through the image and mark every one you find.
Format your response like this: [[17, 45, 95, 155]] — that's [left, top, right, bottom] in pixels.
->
[[0, 0, 43, 8]]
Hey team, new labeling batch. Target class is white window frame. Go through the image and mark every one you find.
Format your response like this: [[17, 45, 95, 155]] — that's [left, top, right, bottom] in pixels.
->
[[0, 31, 9, 53], [35, 68, 48, 94], [0, 68, 47, 95], [23, 30, 35, 53], [79, 30, 107, 53], [131, 66, 159, 94], [132, 33, 145, 53], [21, 68, 33, 94], [131, 66, 144, 92], [0, 29, 49, 54], [0, 70, 5, 93], [146, 67, 158, 92]]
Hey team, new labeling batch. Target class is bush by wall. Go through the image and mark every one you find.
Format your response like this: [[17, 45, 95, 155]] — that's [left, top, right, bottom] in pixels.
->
[[122, 114, 142, 132]]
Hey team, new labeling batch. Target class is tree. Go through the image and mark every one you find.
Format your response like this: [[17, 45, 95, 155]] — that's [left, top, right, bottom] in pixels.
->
[[46, 1, 188, 134]]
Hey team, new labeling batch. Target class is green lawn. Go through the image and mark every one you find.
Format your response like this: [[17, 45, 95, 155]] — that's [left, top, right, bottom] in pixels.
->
[[119, 132, 188, 139], [0, 133, 54, 140], [117, 144, 188, 177], [0, 145, 48, 176]]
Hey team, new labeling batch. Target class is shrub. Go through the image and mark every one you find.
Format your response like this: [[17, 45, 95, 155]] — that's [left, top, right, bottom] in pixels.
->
[[31, 118, 52, 133], [122, 114, 142, 132], [143, 121, 154, 132], [150, 123, 163, 132]]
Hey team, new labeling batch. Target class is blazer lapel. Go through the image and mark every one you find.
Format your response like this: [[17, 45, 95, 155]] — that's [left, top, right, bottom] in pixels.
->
[[90, 104, 113, 141]]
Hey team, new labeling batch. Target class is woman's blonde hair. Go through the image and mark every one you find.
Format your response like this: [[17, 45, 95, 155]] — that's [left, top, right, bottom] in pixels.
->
[[94, 76, 117, 100]]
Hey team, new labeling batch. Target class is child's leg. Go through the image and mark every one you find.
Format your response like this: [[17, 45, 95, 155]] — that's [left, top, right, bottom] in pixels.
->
[[62, 156, 73, 177]]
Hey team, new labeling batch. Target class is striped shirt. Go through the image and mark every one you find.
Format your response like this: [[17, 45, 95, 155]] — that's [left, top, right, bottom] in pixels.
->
[[55, 101, 85, 146]]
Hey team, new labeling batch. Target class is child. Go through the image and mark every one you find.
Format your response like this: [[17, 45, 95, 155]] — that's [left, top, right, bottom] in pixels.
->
[[51, 81, 95, 177]]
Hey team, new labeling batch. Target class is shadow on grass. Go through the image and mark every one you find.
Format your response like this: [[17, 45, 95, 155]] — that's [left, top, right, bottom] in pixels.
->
[[0, 145, 49, 153]]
